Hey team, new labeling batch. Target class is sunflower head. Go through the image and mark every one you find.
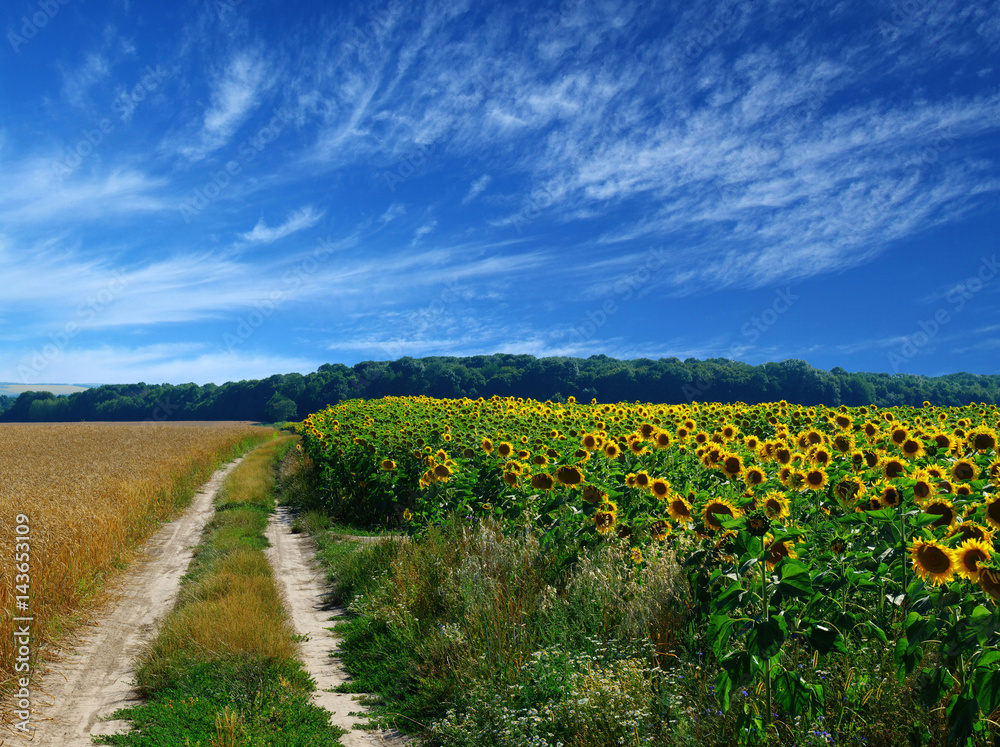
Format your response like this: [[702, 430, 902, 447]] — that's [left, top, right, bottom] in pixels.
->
[[760, 491, 790, 521], [702, 498, 740, 531], [804, 467, 829, 490], [746, 510, 771, 537], [594, 510, 617, 534], [979, 567, 1000, 602], [952, 459, 979, 482], [650, 519, 671, 541], [743, 466, 766, 487], [881, 457, 907, 481], [651, 478, 671, 499], [967, 426, 998, 454], [720, 453, 744, 478], [764, 534, 797, 570], [555, 464, 584, 486], [603, 442, 621, 459], [910, 539, 957, 586], [667, 496, 693, 522], [922, 498, 957, 529], [955, 539, 993, 582], [985, 496, 1000, 531], [830, 537, 847, 555]]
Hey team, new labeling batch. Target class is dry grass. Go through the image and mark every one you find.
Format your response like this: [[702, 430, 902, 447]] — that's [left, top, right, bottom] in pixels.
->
[[0, 421, 273, 704]]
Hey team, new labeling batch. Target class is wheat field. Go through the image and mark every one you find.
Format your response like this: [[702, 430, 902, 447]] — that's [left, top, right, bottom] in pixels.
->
[[0, 422, 274, 704]]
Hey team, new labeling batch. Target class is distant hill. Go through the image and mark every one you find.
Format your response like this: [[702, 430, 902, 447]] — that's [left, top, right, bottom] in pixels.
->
[[0, 383, 92, 397], [1, 356, 999, 423]]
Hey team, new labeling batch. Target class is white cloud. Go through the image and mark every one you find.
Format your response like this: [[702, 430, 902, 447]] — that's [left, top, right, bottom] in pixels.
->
[[240, 205, 325, 244], [462, 174, 492, 203], [181, 48, 273, 160]]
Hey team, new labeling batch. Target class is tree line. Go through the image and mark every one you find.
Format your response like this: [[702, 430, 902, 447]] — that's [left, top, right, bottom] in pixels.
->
[[1, 355, 999, 423]]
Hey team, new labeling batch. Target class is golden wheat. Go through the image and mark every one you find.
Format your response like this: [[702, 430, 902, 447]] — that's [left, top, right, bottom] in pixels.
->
[[0, 422, 273, 699]]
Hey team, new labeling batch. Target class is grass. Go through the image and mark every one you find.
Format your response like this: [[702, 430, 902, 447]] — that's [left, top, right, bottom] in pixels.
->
[[0, 422, 274, 721], [282, 450, 996, 746], [95, 435, 347, 746]]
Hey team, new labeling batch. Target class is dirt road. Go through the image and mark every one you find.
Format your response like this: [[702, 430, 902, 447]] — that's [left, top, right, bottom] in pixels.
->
[[265, 506, 413, 746], [12, 456, 245, 745]]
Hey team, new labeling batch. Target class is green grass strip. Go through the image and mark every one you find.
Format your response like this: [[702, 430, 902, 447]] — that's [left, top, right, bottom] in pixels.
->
[[95, 436, 347, 746]]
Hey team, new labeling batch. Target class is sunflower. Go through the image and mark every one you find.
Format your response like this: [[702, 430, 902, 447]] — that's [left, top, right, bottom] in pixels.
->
[[830, 537, 847, 555], [985, 496, 1000, 531], [743, 466, 766, 487], [503, 471, 519, 487], [628, 440, 648, 456], [882, 457, 907, 481], [764, 534, 797, 570], [804, 467, 829, 490], [911, 468, 936, 506], [381, 459, 397, 470], [955, 539, 993, 582], [979, 567, 1000, 602], [923, 498, 957, 529], [555, 464, 584, 486], [809, 447, 833, 466], [581, 433, 599, 451], [775, 447, 793, 465], [581, 484, 604, 504], [650, 519, 671, 541], [760, 491, 791, 521], [530, 473, 555, 491], [900, 438, 925, 458], [746, 510, 771, 537], [910, 539, 957, 586], [952, 458, 981, 483], [666, 496, 693, 522], [594, 510, 617, 534], [633, 471, 652, 490], [720, 453, 745, 479], [603, 442, 622, 459], [433, 463, 453, 480], [877, 482, 903, 509], [833, 477, 866, 507], [403, 508, 413, 521], [948, 521, 995, 545], [889, 425, 909, 446], [497, 441, 514, 458], [653, 431, 672, 449], [967, 426, 998, 454], [702, 498, 740, 531], [831, 434, 855, 454], [930, 432, 955, 453], [650, 478, 671, 499]]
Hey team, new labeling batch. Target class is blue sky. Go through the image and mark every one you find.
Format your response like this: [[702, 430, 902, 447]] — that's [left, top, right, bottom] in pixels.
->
[[1, 0, 998, 386]]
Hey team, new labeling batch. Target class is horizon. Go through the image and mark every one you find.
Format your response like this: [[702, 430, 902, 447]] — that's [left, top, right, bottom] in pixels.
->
[[2, 0, 998, 386]]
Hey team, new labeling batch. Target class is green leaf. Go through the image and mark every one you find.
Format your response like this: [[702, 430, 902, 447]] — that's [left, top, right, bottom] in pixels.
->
[[909, 512, 942, 528], [809, 624, 847, 655], [772, 669, 816, 719], [973, 650, 1000, 714], [748, 615, 787, 660], [864, 620, 888, 644], [707, 614, 737, 659], [969, 604, 999, 646], [776, 558, 812, 598], [946, 694, 978, 743], [916, 666, 954, 708], [713, 580, 747, 615]]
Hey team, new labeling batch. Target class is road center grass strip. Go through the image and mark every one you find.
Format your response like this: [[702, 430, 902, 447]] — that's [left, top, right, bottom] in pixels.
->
[[95, 435, 347, 747]]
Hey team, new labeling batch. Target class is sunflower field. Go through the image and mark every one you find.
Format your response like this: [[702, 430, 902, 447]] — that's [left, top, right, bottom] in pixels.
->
[[299, 396, 1000, 744]]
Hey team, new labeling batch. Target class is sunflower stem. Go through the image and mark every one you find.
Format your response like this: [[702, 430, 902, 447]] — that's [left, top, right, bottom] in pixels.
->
[[759, 536, 772, 730]]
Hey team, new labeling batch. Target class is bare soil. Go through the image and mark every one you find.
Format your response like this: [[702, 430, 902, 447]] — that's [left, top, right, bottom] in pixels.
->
[[265, 506, 414, 746]]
